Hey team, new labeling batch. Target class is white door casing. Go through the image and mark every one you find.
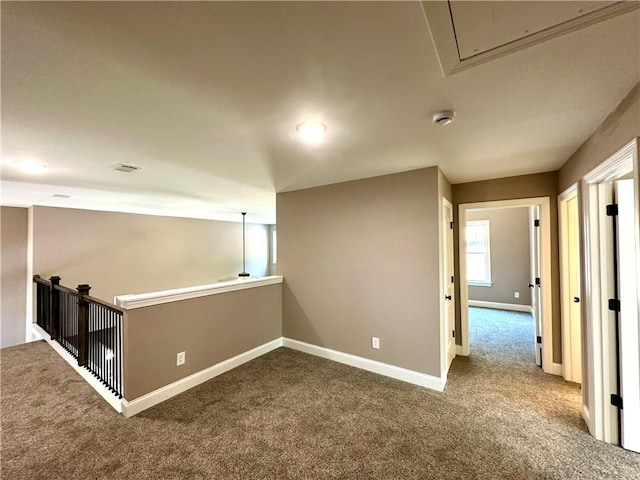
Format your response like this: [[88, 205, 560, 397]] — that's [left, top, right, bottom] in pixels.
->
[[458, 197, 553, 374]]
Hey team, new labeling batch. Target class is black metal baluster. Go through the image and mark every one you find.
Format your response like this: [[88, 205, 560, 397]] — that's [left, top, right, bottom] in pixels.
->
[[100, 306, 104, 379], [117, 313, 122, 396]]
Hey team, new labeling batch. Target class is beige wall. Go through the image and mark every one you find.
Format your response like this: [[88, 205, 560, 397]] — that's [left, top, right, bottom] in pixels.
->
[[559, 83, 639, 192], [452, 171, 562, 363], [124, 284, 282, 400], [1, 207, 28, 348], [277, 167, 445, 377], [467, 207, 531, 306], [32, 207, 269, 302]]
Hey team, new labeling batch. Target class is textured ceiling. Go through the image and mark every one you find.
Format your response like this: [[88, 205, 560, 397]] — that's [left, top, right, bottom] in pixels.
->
[[1, 2, 638, 224]]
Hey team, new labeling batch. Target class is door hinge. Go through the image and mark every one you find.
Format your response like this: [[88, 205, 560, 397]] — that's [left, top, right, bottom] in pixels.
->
[[611, 393, 623, 409], [452, 330, 455, 338], [608, 299, 621, 312], [534, 219, 540, 227], [450, 221, 454, 230], [451, 276, 455, 284], [606, 204, 618, 217], [535, 277, 541, 286], [536, 336, 542, 344]]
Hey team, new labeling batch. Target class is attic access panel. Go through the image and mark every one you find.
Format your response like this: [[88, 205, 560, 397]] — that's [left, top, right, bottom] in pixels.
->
[[451, 1, 615, 59], [422, 1, 638, 76]]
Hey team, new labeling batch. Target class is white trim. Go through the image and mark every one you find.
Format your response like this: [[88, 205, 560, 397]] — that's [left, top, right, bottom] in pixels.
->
[[468, 300, 533, 314], [583, 405, 591, 430], [455, 345, 466, 356], [549, 362, 563, 376], [559, 183, 579, 202], [459, 197, 553, 372], [114, 276, 283, 309], [31, 323, 123, 413], [25, 206, 37, 342], [122, 337, 283, 417], [584, 140, 635, 184], [283, 338, 446, 392]]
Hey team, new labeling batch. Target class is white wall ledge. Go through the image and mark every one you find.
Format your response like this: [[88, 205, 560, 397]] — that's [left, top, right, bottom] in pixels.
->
[[114, 275, 283, 310]]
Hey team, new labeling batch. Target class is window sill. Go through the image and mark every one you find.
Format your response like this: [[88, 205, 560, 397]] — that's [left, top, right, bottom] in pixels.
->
[[468, 281, 492, 287]]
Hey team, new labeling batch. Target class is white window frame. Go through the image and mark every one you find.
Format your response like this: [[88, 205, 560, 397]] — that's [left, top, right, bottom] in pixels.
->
[[271, 228, 277, 265], [466, 220, 492, 287]]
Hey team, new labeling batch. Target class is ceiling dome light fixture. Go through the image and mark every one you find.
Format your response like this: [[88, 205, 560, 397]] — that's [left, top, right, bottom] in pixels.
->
[[296, 121, 327, 144], [432, 110, 456, 126]]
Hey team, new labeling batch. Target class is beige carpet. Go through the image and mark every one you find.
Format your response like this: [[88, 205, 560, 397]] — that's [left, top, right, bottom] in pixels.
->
[[2, 308, 639, 479]]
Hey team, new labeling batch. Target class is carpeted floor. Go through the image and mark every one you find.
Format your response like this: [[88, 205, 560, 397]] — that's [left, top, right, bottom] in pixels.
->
[[2, 308, 639, 479]]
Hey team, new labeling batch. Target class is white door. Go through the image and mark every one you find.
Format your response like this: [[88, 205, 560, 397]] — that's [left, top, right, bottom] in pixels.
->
[[598, 182, 619, 444], [530, 206, 542, 367], [614, 179, 640, 453], [443, 201, 456, 367], [565, 195, 583, 383]]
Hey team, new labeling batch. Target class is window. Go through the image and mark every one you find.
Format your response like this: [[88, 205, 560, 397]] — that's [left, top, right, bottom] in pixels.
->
[[271, 229, 277, 264], [466, 220, 491, 286]]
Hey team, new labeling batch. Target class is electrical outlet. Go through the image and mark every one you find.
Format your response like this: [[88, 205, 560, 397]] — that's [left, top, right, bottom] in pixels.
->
[[514, 292, 520, 299], [176, 351, 185, 366], [372, 337, 380, 349]]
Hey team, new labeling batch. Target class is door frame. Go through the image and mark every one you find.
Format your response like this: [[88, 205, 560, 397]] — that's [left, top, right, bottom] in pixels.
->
[[458, 197, 555, 374], [582, 137, 639, 445], [559, 184, 582, 384]]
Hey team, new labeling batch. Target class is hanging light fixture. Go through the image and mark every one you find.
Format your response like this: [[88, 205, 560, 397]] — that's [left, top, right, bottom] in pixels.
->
[[239, 212, 250, 277]]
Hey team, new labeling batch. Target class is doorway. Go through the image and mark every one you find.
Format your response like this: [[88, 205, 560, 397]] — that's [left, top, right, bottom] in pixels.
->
[[582, 138, 640, 453], [458, 197, 555, 374]]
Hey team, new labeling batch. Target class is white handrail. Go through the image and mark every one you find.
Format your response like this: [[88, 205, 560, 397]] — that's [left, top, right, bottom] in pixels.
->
[[114, 276, 283, 310]]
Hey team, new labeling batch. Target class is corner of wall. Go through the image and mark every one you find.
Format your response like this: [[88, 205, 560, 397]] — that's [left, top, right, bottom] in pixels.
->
[[25, 206, 36, 342]]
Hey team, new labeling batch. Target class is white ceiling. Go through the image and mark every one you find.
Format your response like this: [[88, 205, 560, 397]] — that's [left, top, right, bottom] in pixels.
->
[[1, 2, 638, 224]]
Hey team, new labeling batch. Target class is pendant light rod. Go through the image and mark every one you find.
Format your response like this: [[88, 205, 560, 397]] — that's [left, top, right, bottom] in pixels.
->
[[239, 212, 250, 277]]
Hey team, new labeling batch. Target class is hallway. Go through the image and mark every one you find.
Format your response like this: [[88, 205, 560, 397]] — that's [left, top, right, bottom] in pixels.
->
[[449, 307, 586, 435]]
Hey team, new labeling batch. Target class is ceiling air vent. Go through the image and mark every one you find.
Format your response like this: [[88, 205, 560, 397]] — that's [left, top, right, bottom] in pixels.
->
[[52, 194, 71, 199], [113, 163, 141, 173]]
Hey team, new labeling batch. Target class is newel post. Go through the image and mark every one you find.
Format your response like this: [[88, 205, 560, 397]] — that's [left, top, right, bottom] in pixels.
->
[[77, 284, 91, 367], [49, 276, 61, 340]]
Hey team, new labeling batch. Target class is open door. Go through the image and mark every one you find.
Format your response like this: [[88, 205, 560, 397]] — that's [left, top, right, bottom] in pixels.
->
[[614, 179, 640, 453], [443, 199, 456, 367], [530, 206, 542, 368], [560, 189, 582, 384]]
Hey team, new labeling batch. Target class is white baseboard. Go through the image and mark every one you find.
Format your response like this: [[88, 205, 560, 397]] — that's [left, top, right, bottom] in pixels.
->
[[455, 345, 466, 356], [468, 300, 533, 314], [31, 324, 123, 413], [583, 404, 591, 428], [122, 337, 283, 417], [282, 338, 445, 392]]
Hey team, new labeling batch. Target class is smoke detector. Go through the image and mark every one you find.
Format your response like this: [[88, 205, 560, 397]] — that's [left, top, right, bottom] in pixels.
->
[[432, 111, 456, 126], [113, 163, 141, 173]]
